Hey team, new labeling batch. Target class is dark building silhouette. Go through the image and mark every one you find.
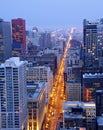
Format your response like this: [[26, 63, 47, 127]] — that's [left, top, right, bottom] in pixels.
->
[[82, 73, 103, 102], [0, 18, 12, 63], [96, 90, 103, 116]]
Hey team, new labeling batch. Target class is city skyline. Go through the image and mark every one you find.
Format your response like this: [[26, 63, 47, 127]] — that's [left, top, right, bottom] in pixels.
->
[[1, 0, 103, 29]]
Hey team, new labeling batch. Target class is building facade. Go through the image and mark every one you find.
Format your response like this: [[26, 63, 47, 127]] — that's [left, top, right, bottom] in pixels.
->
[[27, 83, 46, 130], [0, 18, 12, 63], [62, 101, 96, 130], [65, 48, 80, 67], [26, 64, 53, 101], [0, 57, 27, 130], [12, 18, 26, 56], [39, 32, 51, 49], [44, 48, 62, 67], [83, 19, 103, 67], [66, 81, 81, 101], [96, 90, 103, 116], [35, 53, 57, 75], [83, 73, 103, 102]]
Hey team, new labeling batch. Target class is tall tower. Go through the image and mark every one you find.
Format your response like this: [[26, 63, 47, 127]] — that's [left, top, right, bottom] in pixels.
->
[[0, 18, 12, 63], [83, 19, 103, 67], [12, 18, 26, 56], [0, 57, 27, 130]]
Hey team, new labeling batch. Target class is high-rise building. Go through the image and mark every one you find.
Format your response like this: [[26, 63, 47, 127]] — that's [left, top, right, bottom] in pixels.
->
[[39, 32, 51, 49], [0, 57, 27, 130], [12, 18, 26, 56], [62, 101, 96, 130], [83, 19, 103, 67], [0, 18, 12, 63], [27, 83, 46, 130], [26, 64, 53, 101], [83, 73, 103, 102], [26, 27, 40, 46]]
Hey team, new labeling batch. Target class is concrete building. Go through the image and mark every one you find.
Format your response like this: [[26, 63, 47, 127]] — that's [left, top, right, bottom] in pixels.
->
[[34, 53, 57, 75], [39, 32, 51, 49], [44, 48, 62, 67], [26, 27, 40, 47], [0, 57, 27, 130], [66, 66, 82, 82], [27, 83, 46, 130], [0, 18, 12, 63], [66, 80, 81, 101], [25, 53, 57, 75], [62, 101, 96, 130], [26, 64, 53, 101], [65, 48, 80, 67], [83, 73, 103, 102]]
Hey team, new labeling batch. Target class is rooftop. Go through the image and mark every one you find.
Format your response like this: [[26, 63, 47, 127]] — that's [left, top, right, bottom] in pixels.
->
[[96, 90, 103, 93], [97, 116, 103, 126], [83, 73, 103, 78], [63, 101, 95, 110], [66, 80, 81, 84], [60, 127, 86, 130], [27, 82, 45, 99], [0, 57, 27, 67], [64, 113, 82, 119]]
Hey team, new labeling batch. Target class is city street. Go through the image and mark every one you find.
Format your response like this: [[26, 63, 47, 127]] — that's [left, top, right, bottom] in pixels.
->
[[43, 28, 73, 130]]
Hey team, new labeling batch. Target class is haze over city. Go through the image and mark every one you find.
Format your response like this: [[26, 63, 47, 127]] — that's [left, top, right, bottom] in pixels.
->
[[1, 0, 103, 28], [1, 1, 103, 130]]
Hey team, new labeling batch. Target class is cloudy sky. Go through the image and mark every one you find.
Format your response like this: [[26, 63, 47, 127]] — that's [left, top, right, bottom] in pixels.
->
[[0, 0, 103, 29]]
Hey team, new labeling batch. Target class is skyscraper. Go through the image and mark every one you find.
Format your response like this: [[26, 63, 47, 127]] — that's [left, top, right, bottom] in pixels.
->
[[0, 18, 12, 63], [39, 32, 51, 49], [0, 57, 27, 130], [12, 18, 26, 56], [62, 101, 96, 130], [83, 19, 103, 67], [83, 73, 103, 102], [27, 83, 46, 130]]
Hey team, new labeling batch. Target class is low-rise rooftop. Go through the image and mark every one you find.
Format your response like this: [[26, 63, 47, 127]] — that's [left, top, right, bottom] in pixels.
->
[[97, 116, 103, 126], [27, 82, 45, 100]]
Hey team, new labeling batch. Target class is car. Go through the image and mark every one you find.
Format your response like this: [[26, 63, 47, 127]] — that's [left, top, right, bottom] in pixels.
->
[[51, 111, 54, 116], [45, 123, 49, 129]]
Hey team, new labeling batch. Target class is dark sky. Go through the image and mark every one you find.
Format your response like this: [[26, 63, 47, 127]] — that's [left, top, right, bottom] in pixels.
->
[[0, 0, 103, 28]]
